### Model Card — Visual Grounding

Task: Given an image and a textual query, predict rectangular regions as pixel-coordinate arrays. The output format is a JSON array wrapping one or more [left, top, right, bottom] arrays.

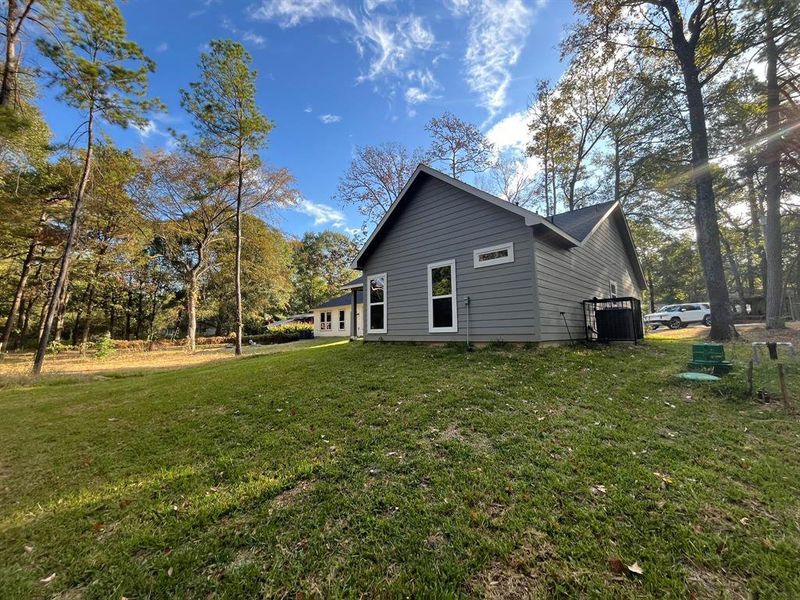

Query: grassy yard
[[1, 336, 799, 598]]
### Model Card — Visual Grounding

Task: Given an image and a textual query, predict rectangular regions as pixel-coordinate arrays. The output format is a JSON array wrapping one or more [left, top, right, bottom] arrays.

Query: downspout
[[464, 296, 471, 350]]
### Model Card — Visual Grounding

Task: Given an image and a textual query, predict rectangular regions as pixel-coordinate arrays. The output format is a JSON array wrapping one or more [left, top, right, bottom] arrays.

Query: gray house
[[345, 164, 645, 343]]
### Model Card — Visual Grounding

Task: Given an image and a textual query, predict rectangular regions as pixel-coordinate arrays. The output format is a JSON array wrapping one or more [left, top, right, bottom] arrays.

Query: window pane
[[370, 306, 384, 330], [479, 249, 508, 262], [432, 297, 453, 328], [370, 276, 385, 303], [431, 265, 452, 297]]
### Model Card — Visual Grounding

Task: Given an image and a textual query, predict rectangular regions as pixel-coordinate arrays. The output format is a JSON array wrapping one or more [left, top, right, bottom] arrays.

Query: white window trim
[[338, 309, 346, 330], [427, 259, 458, 333], [609, 280, 618, 299], [473, 242, 514, 268], [367, 273, 387, 334]]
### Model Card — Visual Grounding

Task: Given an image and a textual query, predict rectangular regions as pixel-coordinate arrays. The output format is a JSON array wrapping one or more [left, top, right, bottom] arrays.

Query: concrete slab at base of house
[[314, 164, 645, 344]]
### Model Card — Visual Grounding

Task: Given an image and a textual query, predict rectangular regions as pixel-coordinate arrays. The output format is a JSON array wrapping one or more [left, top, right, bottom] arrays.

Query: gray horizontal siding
[[534, 213, 641, 342], [361, 174, 538, 342]]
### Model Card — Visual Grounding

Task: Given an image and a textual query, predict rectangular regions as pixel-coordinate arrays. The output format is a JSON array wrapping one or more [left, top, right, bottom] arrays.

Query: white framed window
[[609, 280, 618, 299], [427, 259, 458, 333], [339, 310, 345, 330], [473, 242, 514, 268], [367, 273, 387, 334], [319, 311, 332, 330]]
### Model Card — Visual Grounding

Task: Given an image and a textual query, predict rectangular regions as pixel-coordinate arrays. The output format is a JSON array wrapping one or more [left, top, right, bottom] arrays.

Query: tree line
[[335, 0, 799, 341], [0, 0, 356, 373]]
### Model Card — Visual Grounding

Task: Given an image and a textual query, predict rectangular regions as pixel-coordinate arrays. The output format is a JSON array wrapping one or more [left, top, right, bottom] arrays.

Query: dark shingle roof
[[550, 200, 617, 242], [342, 276, 364, 288], [314, 290, 363, 309]]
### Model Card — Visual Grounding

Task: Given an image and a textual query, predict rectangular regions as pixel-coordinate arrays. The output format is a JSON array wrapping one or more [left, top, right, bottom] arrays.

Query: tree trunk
[[745, 161, 767, 292], [186, 271, 198, 352], [1, 0, 20, 108], [53, 282, 70, 343], [17, 297, 34, 350], [234, 150, 244, 356], [32, 105, 95, 374], [0, 226, 40, 352], [678, 57, 735, 340], [135, 284, 144, 339], [647, 271, 656, 313], [722, 234, 747, 310], [764, 12, 784, 329], [80, 283, 97, 348]]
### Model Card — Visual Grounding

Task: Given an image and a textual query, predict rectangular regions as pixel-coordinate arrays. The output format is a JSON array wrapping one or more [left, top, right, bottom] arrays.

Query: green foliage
[[94, 331, 114, 359], [289, 230, 358, 313], [179, 39, 272, 161], [202, 215, 295, 332]]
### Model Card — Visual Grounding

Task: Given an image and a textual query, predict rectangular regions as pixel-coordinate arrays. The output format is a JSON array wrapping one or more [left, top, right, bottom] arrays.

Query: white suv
[[644, 303, 711, 330]]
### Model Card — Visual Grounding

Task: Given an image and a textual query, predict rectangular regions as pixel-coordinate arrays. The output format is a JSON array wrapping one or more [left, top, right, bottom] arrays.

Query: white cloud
[[456, 0, 545, 116], [485, 110, 529, 152], [319, 113, 342, 124], [251, 1, 436, 84], [304, 106, 313, 113], [404, 87, 430, 104], [250, 0, 351, 27], [243, 31, 267, 47], [133, 120, 158, 138], [294, 198, 347, 227], [155, 42, 169, 53], [222, 18, 267, 48]]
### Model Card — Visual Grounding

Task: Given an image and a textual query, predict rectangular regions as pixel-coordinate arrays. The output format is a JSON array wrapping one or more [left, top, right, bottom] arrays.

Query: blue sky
[[36, 0, 577, 238]]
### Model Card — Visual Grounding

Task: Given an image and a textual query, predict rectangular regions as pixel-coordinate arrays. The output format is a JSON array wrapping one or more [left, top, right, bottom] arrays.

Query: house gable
[[359, 172, 539, 342]]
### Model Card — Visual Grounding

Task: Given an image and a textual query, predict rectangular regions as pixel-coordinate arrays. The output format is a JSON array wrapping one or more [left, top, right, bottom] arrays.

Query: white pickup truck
[[644, 303, 711, 330]]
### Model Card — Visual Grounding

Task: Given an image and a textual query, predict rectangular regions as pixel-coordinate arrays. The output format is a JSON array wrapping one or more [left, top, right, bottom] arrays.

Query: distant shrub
[[94, 332, 115, 360], [267, 323, 314, 336], [48, 340, 69, 355]]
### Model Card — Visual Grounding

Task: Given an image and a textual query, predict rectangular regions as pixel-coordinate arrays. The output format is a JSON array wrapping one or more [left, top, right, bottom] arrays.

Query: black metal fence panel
[[582, 297, 643, 343]]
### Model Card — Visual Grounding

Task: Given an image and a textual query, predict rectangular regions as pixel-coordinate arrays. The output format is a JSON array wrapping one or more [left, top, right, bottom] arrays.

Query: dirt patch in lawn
[[468, 530, 557, 599], [437, 424, 490, 451], [272, 479, 315, 509], [685, 564, 750, 599]]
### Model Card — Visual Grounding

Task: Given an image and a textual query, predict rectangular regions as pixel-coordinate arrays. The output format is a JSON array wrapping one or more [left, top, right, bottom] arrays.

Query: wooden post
[[747, 360, 754, 398], [350, 289, 357, 341], [778, 364, 793, 413]]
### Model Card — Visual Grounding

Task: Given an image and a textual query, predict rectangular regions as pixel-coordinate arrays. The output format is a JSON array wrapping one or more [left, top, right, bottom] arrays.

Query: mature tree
[[1, 0, 36, 109], [179, 39, 273, 356], [570, 0, 740, 340], [204, 215, 294, 333], [289, 231, 358, 313], [135, 151, 235, 352], [31, 0, 159, 373], [551, 55, 624, 211], [0, 159, 71, 352], [477, 155, 538, 209], [527, 80, 568, 216], [334, 142, 424, 235], [750, 0, 800, 328], [425, 111, 494, 179], [72, 145, 141, 348]]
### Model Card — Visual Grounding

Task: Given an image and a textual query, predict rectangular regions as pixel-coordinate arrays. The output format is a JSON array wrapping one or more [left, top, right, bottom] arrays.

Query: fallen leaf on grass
[[167, 566, 173, 577], [24, 545, 33, 553], [627, 562, 644, 575], [608, 558, 643, 576], [653, 471, 673, 485], [40, 573, 56, 584], [608, 557, 626, 574], [590, 484, 607, 495]]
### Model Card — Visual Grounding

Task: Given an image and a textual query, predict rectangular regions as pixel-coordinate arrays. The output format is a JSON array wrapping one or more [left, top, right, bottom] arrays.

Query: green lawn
[[1, 339, 798, 598]]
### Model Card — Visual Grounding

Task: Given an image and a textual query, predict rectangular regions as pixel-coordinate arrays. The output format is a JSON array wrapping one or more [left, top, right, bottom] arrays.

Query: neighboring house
[[312, 282, 363, 337], [346, 164, 645, 343]]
